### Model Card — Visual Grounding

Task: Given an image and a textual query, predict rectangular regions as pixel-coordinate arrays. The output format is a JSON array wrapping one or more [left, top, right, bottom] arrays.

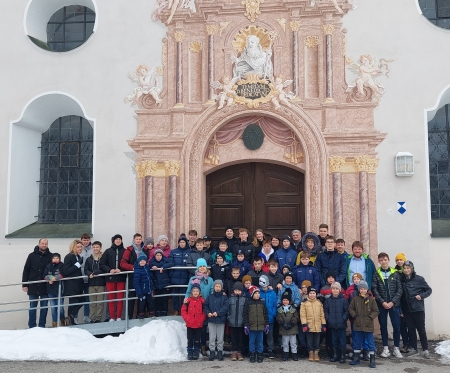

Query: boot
[[282, 351, 289, 361], [369, 353, 376, 368], [362, 349, 370, 361], [237, 352, 244, 361], [339, 348, 346, 364], [299, 347, 307, 359], [349, 351, 361, 365], [230, 352, 237, 361], [209, 350, 216, 361], [201, 345, 207, 356], [187, 349, 194, 360], [256, 353, 263, 363], [308, 351, 314, 362], [313, 350, 320, 362], [217, 350, 223, 361], [192, 348, 200, 360], [292, 352, 298, 361], [249, 352, 256, 363], [59, 319, 66, 327], [330, 347, 338, 362], [52, 322, 57, 328]]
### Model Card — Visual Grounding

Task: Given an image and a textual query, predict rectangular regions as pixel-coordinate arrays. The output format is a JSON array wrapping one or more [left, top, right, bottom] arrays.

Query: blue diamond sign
[[397, 202, 406, 214]]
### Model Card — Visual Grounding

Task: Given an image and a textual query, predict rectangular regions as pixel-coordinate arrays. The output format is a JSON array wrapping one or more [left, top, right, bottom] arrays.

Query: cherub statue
[[271, 76, 295, 109], [166, 0, 196, 25], [152, 0, 169, 22], [124, 65, 162, 107], [210, 76, 238, 110]]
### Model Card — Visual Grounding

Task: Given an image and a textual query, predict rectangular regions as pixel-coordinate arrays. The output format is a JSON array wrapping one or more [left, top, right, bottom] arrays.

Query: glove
[[264, 325, 269, 334], [284, 323, 292, 330], [244, 326, 250, 335], [74, 262, 81, 268], [321, 324, 327, 333], [302, 324, 309, 332]]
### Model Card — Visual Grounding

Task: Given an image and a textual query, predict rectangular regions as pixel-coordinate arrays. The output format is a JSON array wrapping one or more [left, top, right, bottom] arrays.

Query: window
[[46, 5, 96, 52], [419, 0, 450, 29], [38, 116, 93, 223]]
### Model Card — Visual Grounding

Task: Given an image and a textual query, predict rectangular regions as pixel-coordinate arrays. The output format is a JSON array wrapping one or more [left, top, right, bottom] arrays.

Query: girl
[[252, 229, 266, 255]]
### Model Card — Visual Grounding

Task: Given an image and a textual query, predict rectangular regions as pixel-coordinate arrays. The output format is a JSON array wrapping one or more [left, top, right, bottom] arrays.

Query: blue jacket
[[204, 290, 229, 324], [133, 262, 154, 298], [346, 253, 376, 289], [169, 246, 191, 285], [273, 248, 297, 271], [148, 256, 172, 290], [259, 287, 277, 323], [185, 275, 213, 300], [231, 259, 252, 278], [292, 264, 320, 290], [315, 250, 347, 288], [324, 293, 349, 329], [277, 282, 301, 308]]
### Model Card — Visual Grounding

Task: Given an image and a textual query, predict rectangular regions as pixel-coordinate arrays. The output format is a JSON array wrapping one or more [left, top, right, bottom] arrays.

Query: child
[[231, 250, 252, 278], [324, 282, 349, 363], [320, 271, 344, 299], [211, 241, 233, 263], [395, 252, 410, 352], [267, 259, 284, 293], [259, 240, 274, 263], [133, 253, 154, 319], [181, 280, 206, 360], [318, 223, 329, 247], [187, 239, 213, 276], [298, 280, 311, 357], [204, 279, 229, 361], [336, 239, 348, 260], [395, 252, 406, 273], [247, 256, 266, 285], [281, 264, 291, 276], [243, 286, 269, 363], [297, 232, 322, 265], [43, 253, 65, 327], [276, 290, 299, 361], [348, 280, 379, 368], [84, 241, 105, 323], [259, 275, 277, 359], [241, 274, 252, 298], [227, 267, 242, 295], [293, 252, 320, 290], [300, 286, 326, 362], [277, 272, 301, 309], [228, 282, 246, 361], [149, 248, 172, 316], [210, 252, 231, 284]]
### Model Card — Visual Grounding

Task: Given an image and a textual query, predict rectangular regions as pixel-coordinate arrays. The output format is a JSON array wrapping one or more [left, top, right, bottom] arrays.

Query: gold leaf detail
[[290, 20, 300, 32], [242, 0, 265, 23], [323, 24, 335, 35], [206, 24, 217, 35], [304, 36, 319, 48], [189, 41, 202, 53], [329, 156, 346, 173], [275, 18, 286, 33], [232, 25, 273, 53], [174, 30, 185, 42], [354, 155, 379, 173]]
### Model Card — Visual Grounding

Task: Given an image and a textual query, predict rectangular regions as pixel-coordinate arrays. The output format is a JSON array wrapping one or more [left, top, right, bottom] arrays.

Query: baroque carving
[[272, 76, 295, 110], [219, 22, 230, 37], [242, 0, 264, 23], [125, 65, 162, 108], [275, 18, 286, 33], [174, 30, 185, 42], [135, 162, 146, 179], [354, 155, 379, 173], [290, 21, 300, 32], [323, 24, 335, 35], [206, 24, 217, 35], [329, 156, 346, 173], [305, 36, 319, 48], [189, 41, 202, 53], [165, 160, 181, 176]]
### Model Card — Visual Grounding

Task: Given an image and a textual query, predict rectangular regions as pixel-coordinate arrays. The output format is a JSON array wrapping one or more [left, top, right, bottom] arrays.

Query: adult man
[[346, 241, 376, 289], [79, 233, 92, 323], [290, 229, 302, 253], [222, 226, 238, 255], [315, 236, 346, 288], [187, 229, 198, 251], [22, 238, 52, 328]]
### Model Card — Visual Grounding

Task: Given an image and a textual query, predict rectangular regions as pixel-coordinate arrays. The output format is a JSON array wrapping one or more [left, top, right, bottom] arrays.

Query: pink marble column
[[136, 177, 145, 234], [332, 172, 343, 239], [359, 171, 370, 250], [144, 176, 154, 238], [208, 33, 215, 101], [168, 175, 177, 249], [323, 25, 334, 101], [290, 21, 300, 96], [174, 31, 185, 105]]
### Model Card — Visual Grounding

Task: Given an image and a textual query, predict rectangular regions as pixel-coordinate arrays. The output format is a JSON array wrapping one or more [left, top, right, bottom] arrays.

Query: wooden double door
[[206, 162, 305, 242]]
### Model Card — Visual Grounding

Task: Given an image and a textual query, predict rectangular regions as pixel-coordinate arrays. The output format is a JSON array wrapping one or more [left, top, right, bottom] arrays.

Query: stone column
[[144, 160, 157, 238], [290, 21, 300, 97], [134, 162, 147, 234], [329, 156, 345, 239], [165, 160, 181, 249], [174, 30, 185, 107], [206, 24, 217, 102], [323, 24, 335, 102]]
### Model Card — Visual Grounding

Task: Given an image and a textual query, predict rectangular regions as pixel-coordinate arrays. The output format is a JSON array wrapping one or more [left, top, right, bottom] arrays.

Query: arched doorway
[[206, 162, 305, 241]]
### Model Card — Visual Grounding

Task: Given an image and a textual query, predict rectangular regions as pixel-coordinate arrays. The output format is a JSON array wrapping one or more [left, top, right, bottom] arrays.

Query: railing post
[[125, 275, 129, 330], [57, 281, 62, 327]]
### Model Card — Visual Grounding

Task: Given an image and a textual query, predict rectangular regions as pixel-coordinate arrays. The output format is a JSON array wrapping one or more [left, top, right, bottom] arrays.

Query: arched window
[[419, 0, 450, 29], [38, 115, 93, 223]]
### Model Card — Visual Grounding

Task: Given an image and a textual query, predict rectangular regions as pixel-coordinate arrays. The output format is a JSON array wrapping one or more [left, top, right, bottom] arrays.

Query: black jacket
[[63, 253, 84, 296], [100, 244, 126, 282], [401, 272, 432, 313], [186, 249, 212, 276], [149, 256, 172, 289], [84, 255, 106, 287], [324, 293, 349, 329], [233, 240, 255, 263], [210, 263, 230, 283], [22, 246, 52, 296], [372, 267, 403, 307], [204, 291, 229, 324], [227, 293, 246, 327], [43, 262, 64, 295]]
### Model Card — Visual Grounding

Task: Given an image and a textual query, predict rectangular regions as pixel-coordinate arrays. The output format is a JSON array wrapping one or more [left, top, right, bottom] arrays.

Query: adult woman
[[271, 235, 281, 251], [252, 229, 266, 256], [63, 240, 85, 325]]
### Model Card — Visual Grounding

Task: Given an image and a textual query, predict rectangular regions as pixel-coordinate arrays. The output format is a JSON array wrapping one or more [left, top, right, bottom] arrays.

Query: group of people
[[21, 225, 433, 367]]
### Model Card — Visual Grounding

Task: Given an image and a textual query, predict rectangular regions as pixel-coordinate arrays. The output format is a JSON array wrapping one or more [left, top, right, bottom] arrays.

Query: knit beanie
[[358, 280, 369, 290], [326, 270, 336, 281], [154, 249, 164, 257], [178, 236, 188, 245], [242, 274, 252, 284], [301, 280, 311, 288], [259, 275, 269, 287], [281, 235, 291, 242], [196, 258, 207, 270], [282, 264, 291, 271], [191, 279, 201, 292], [144, 237, 154, 246], [284, 271, 294, 280], [111, 234, 123, 243], [352, 272, 363, 280], [137, 253, 148, 263], [281, 288, 292, 302], [307, 286, 317, 295], [216, 252, 225, 260], [233, 282, 244, 291], [213, 279, 223, 289], [249, 285, 260, 298], [395, 252, 406, 262], [158, 235, 168, 243], [331, 282, 342, 291], [404, 260, 414, 272]]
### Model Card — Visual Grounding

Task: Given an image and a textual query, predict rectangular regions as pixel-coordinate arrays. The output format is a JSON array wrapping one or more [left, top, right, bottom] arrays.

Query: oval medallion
[[242, 124, 264, 150]]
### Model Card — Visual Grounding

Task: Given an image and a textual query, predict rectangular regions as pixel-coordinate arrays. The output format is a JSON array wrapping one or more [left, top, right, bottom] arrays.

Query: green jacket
[[348, 294, 379, 332], [243, 298, 268, 331], [346, 253, 376, 289]]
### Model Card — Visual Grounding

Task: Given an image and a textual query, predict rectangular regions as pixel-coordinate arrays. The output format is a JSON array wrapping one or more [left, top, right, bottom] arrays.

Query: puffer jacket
[[204, 291, 229, 324], [315, 250, 347, 287], [133, 262, 153, 298], [181, 296, 206, 328], [186, 250, 213, 276], [324, 293, 349, 329], [100, 244, 126, 282], [22, 246, 52, 296], [169, 246, 191, 285], [277, 282, 301, 308], [276, 305, 299, 335], [300, 298, 326, 332], [228, 293, 246, 327], [273, 248, 297, 270], [148, 245, 171, 261], [185, 275, 213, 300], [297, 232, 322, 264], [372, 267, 403, 307], [43, 262, 64, 295], [148, 256, 172, 289], [243, 298, 268, 331], [348, 294, 379, 332], [233, 240, 256, 263], [401, 272, 432, 313], [259, 287, 277, 323], [292, 263, 320, 290], [210, 262, 231, 283], [230, 259, 252, 278], [84, 255, 105, 287]]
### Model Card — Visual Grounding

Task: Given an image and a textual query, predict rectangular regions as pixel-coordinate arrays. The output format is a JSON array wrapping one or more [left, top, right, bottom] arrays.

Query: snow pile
[[0, 319, 187, 364], [436, 340, 450, 364]]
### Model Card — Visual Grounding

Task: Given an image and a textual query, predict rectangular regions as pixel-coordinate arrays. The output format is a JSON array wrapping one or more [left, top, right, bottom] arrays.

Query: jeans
[[351, 320, 368, 350], [249, 330, 264, 353], [331, 328, 346, 348], [48, 293, 65, 323], [353, 331, 375, 352], [208, 323, 225, 351], [298, 326, 307, 347], [403, 311, 428, 351], [378, 304, 401, 347], [230, 326, 245, 352], [28, 294, 48, 328], [306, 332, 321, 350]]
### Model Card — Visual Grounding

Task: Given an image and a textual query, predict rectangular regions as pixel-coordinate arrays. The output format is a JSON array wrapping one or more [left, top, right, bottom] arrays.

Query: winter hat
[[178, 236, 188, 245], [395, 252, 407, 262], [111, 234, 123, 243], [301, 280, 311, 288], [137, 253, 148, 263], [307, 286, 317, 295], [52, 253, 61, 260], [358, 280, 369, 290], [144, 237, 154, 246], [257, 252, 267, 262], [203, 235, 212, 241], [282, 264, 291, 271], [249, 285, 260, 298], [352, 272, 363, 280], [233, 282, 244, 291], [331, 282, 342, 291], [281, 289, 292, 302], [236, 249, 244, 256], [213, 279, 223, 289], [284, 271, 294, 280], [326, 270, 336, 281], [225, 226, 234, 231], [191, 279, 201, 292], [259, 275, 269, 287], [196, 258, 208, 270], [281, 235, 291, 242], [216, 252, 225, 260], [242, 275, 252, 284], [154, 249, 164, 257], [404, 260, 414, 271], [158, 235, 168, 243]]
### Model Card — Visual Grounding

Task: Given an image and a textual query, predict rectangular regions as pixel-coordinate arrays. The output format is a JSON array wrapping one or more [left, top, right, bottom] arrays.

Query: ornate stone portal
[[128, 0, 387, 258]]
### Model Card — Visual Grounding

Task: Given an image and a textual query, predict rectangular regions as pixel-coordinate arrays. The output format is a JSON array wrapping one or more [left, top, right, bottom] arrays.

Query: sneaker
[[422, 350, 430, 359], [393, 348, 403, 358], [380, 347, 390, 358], [83, 316, 91, 323], [109, 318, 115, 322], [268, 351, 275, 359], [72, 317, 78, 325], [408, 349, 419, 356], [116, 318, 122, 321]]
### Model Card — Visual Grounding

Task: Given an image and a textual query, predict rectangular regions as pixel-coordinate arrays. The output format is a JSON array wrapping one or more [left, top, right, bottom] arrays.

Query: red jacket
[[181, 296, 206, 328], [148, 245, 171, 261], [120, 246, 149, 271]]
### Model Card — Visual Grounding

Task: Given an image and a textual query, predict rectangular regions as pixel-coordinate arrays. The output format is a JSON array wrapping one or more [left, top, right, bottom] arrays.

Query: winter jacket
[[80, 243, 92, 284], [324, 293, 349, 329], [273, 248, 297, 271], [84, 255, 105, 287], [221, 236, 239, 255], [186, 250, 212, 276], [372, 267, 403, 307], [210, 262, 231, 283], [43, 262, 64, 295], [168, 246, 191, 285], [204, 291, 229, 324], [267, 271, 284, 293], [243, 298, 268, 331], [148, 245, 171, 261], [210, 249, 233, 263], [292, 264, 320, 290], [181, 296, 206, 328], [247, 268, 267, 286], [320, 284, 344, 300], [259, 287, 277, 323], [276, 305, 299, 335], [277, 282, 301, 308], [290, 240, 302, 253], [226, 277, 242, 295], [346, 254, 376, 289], [348, 294, 379, 332], [63, 253, 84, 296], [227, 293, 246, 327], [259, 248, 274, 263], [315, 250, 347, 287], [300, 297, 326, 333], [22, 246, 52, 296], [296, 232, 322, 265], [400, 272, 432, 313], [185, 275, 213, 300], [233, 240, 255, 263], [148, 256, 172, 290], [100, 244, 126, 283], [133, 262, 153, 298], [120, 244, 149, 289], [230, 259, 252, 278]]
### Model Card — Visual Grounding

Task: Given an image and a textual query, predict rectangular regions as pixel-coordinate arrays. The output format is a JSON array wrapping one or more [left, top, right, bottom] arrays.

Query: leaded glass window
[[419, 0, 450, 29]]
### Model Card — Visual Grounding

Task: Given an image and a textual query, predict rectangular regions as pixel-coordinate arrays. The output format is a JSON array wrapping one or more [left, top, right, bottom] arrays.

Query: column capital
[[323, 24, 335, 36], [290, 20, 301, 32], [165, 160, 181, 176], [205, 24, 217, 35], [174, 30, 185, 42], [144, 160, 158, 176], [134, 161, 146, 179], [354, 155, 379, 173], [328, 156, 346, 173]]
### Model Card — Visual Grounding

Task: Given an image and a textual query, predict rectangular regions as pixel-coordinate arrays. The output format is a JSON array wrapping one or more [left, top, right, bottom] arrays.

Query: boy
[[297, 232, 322, 265], [293, 252, 320, 291], [228, 282, 246, 361], [169, 236, 191, 315], [395, 252, 410, 352], [315, 236, 346, 288], [133, 252, 154, 319], [273, 235, 297, 270], [247, 256, 266, 285], [300, 286, 326, 362], [242, 274, 252, 298], [348, 280, 379, 368], [336, 239, 348, 259], [187, 229, 198, 250], [276, 290, 299, 361], [325, 282, 349, 363], [84, 241, 105, 323], [149, 248, 172, 316], [231, 250, 252, 278], [267, 259, 284, 292], [259, 240, 274, 263], [281, 264, 291, 276], [259, 275, 277, 359], [187, 238, 213, 276], [320, 270, 344, 299], [227, 267, 242, 295], [318, 223, 329, 247], [243, 286, 269, 363], [277, 271, 301, 308], [43, 253, 65, 327], [372, 252, 403, 358], [298, 280, 311, 358], [210, 252, 231, 284], [233, 228, 255, 263], [203, 235, 213, 254], [211, 241, 233, 263]]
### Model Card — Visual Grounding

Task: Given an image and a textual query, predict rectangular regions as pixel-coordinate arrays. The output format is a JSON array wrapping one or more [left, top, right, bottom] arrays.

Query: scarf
[[360, 292, 370, 304], [194, 272, 209, 283]]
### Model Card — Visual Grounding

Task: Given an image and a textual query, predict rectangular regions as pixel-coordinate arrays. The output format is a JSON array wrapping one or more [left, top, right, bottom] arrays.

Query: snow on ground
[[436, 340, 450, 364], [0, 319, 187, 364]]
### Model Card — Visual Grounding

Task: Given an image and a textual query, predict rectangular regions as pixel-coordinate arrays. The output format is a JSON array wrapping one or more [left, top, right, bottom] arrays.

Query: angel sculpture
[[166, 0, 196, 25], [210, 76, 238, 110], [272, 77, 295, 109], [124, 65, 162, 107]]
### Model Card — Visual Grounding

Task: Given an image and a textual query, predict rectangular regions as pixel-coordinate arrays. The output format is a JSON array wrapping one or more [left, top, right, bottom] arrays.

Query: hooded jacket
[[168, 242, 191, 285], [372, 267, 403, 307], [348, 294, 379, 332], [300, 297, 326, 332], [296, 232, 322, 265], [324, 293, 349, 329], [243, 297, 269, 331], [227, 292, 246, 327], [22, 246, 52, 296], [185, 274, 213, 300], [400, 271, 432, 313], [210, 262, 231, 283], [315, 249, 347, 287], [148, 244, 171, 261], [133, 260, 154, 298], [149, 256, 172, 289], [182, 295, 206, 328], [120, 243, 149, 289], [259, 287, 277, 323], [276, 304, 299, 335], [100, 243, 126, 283], [204, 290, 229, 324]]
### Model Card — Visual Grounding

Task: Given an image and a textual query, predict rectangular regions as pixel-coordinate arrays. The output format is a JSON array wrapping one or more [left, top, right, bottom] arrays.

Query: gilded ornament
[[219, 22, 230, 37], [189, 41, 202, 53], [232, 25, 273, 53], [162, 40, 167, 68], [174, 30, 185, 42], [304, 36, 319, 48], [134, 161, 146, 179], [242, 0, 265, 23], [354, 155, 379, 173], [275, 18, 286, 33], [206, 24, 217, 35], [165, 160, 181, 176], [156, 67, 163, 75], [144, 160, 158, 177], [231, 74, 277, 108], [323, 24, 335, 35], [289, 20, 300, 32], [328, 156, 346, 173]]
